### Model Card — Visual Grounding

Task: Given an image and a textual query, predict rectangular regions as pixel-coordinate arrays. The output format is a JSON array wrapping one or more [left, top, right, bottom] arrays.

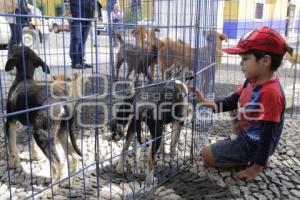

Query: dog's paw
[[31, 150, 43, 161], [70, 155, 79, 172], [170, 149, 177, 156], [59, 180, 71, 188], [157, 147, 165, 155], [9, 156, 20, 169], [116, 162, 125, 174], [59, 177, 76, 188], [145, 172, 157, 185], [132, 164, 142, 175], [52, 164, 63, 182]]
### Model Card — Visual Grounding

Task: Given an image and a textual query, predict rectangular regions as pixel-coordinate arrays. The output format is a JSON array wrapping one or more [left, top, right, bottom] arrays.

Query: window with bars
[[255, 3, 264, 19]]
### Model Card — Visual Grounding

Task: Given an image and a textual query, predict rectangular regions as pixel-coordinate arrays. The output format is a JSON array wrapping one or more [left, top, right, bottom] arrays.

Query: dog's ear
[[35, 57, 50, 74], [5, 58, 19, 71], [73, 72, 80, 79], [131, 28, 137, 36], [219, 33, 228, 42], [66, 76, 72, 82], [52, 75, 58, 80], [153, 28, 160, 32], [178, 39, 185, 44]]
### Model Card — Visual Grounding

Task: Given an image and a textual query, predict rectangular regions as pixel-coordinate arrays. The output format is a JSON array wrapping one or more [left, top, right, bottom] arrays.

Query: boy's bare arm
[[193, 88, 239, 112], [194, 89, 218, 109]]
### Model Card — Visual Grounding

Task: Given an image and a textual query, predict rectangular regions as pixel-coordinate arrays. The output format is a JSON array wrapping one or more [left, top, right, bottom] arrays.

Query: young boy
[[194, 26, 293, 181]]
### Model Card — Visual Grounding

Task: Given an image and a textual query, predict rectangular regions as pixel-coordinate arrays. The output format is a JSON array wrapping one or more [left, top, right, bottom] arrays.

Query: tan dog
[[178, 30, 228, 70], [132, 28, 189, 79], [52, 72, 86, 99], [131, 26, 150, 48], [210, 30, 228, 70], [133, 28, 228, 79]]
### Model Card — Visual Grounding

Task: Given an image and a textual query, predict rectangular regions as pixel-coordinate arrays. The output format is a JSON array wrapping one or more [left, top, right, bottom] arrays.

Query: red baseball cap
[[223, 26, 287, 56]]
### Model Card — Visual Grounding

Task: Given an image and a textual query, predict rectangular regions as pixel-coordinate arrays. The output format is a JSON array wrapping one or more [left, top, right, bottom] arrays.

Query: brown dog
[[131, 27, 160, 78], [133, 28, 228, 79], [114, 33, 157, 84], [178, 30, 228, 70], [207, 30, 228, 70]]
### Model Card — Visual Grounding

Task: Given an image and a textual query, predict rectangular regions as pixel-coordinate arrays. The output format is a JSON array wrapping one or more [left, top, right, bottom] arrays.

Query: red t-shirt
[[235, 77, 285, 142]]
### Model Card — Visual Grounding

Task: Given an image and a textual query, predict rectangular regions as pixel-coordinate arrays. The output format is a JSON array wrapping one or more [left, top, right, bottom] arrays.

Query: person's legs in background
[[80, 21, 91, 67], [7, 17, 24, 75], [69, 20, 85, 69], [7, 21, 23, 58]]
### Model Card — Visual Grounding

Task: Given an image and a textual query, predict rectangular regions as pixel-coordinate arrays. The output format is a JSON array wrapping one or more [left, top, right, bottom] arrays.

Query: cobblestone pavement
[[0, 114, 299, 199], [149, 115, 300, 200], [0, 66, 299, 199], [0, 121, 196, 199]]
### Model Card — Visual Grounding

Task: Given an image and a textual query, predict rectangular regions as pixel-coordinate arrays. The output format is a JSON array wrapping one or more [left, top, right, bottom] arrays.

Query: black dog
[[5, 45, 81, 186]]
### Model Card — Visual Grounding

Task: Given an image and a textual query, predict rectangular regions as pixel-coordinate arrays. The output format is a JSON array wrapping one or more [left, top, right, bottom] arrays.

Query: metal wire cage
[[0, 0, 219, 199]]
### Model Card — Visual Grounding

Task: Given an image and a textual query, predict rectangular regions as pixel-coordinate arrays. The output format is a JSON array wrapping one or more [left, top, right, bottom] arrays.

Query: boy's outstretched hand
[[189, 87, 218, 110], [189, 87, 205, 103], [235, 164, 263, 182]]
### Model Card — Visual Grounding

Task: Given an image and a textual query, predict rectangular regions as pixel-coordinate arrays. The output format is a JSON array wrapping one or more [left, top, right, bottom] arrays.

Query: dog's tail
[[61, 105, 82, 156], [115, 33, 124, 44], [66, 119, 82, 156]]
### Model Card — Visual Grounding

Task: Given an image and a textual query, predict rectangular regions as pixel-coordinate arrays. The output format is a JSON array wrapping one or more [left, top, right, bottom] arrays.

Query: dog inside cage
[[0, 0, 300, 199]]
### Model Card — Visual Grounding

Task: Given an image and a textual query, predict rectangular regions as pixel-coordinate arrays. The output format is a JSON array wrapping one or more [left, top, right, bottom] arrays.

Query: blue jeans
[[211, 135, 257, 164], [8, 20, 24, 58], [69, 20, 91, 66]]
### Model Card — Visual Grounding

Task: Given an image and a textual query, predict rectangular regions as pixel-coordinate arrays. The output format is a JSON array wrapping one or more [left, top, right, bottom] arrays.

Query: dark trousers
[[8, 21, 23, 58], [69, 20, 91, 66]]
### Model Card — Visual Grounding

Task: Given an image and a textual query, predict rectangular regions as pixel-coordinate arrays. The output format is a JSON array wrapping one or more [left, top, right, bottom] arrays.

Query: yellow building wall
[[34, 0, 61, 16], [100, 0, 107, 7], [120, 0, 153, 20], [35, 0, 108, 16], [33, 0, 152, 19], [223, 0, 239, 20], [142, 0, 152, 19], [264, 0, 289, 19], [224, 0, 289, 21], [222, 0, 290, 38], [237, 0, 256, 20]]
